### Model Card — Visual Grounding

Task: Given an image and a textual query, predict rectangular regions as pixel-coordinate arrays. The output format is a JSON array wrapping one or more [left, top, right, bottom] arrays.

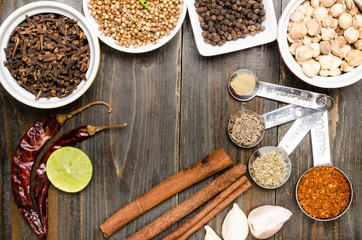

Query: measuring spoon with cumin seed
[[228, 104, 320, 148], [228, 69, 334, 111], [295, 111, 353, 221], [248, 108, 329, 189]]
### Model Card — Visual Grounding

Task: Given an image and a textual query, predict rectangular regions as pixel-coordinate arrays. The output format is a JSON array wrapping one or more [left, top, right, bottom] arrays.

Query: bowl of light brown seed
[[83, 0, 188, 53]]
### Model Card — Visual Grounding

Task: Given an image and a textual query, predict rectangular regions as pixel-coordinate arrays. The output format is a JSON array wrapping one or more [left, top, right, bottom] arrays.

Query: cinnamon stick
[[163, 176, 249, 240], [178, 180, 252, 240], [126, 164, 246, 240], [100, 148, 233, 238]]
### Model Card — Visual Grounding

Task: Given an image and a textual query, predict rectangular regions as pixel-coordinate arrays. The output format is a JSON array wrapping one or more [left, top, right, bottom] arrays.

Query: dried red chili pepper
[[11, 101, 112, 240], [33, 124, 127, 235]]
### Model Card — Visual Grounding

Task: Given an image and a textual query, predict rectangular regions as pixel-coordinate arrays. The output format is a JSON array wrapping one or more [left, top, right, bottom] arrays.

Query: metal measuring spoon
[[228, 105, 320, 148], [248, 110, 326, 189], [228, 69, 333, 111], [295, 112, 353, 221]]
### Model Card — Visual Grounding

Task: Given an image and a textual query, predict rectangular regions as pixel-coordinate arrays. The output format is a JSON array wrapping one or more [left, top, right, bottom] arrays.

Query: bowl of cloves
[[0, 1, 100, 109], [277, 0, 362, 88]]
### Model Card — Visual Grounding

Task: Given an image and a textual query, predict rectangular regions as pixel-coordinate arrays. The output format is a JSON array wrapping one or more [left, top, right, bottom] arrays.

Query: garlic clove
[[344, 27, 359, 43], [353, 14, 362, 29], [323, 16, 339, 29], [222, 203, 249, 240], [321, 28, 337, 41], [321, 0, 336, 8], [339, 13, 353, 29], [314, 6, 329, 22], [329, 55, 342, 70], [328, 68, 342, 76], [303, 36, 312, 45], [290, 11, 305, 22], [302, 59, 321, 77], [345, 0, 355, 11], [311, 42, 321, 57], [319, 55, 334, 69], [354, 40, 362, 50], [289, 42, 303, 55], [311, 0, 320, 8], [290, 22, 308, 39], [320, 69, 330, 76], [296, 45, 314, 61], [307, 19, 322, 35], [346, 50, 362, 66], [320, 40, 332, 54], [296, 5, 307, 16], [247, 205, 292, 240], [341, 60, 355, 72], [330, 3, 345, 18], [204, 226, 222, 240], [348, 5, 359, 16]]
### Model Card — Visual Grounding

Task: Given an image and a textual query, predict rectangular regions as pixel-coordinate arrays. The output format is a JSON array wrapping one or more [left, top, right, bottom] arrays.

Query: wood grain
[[0, 0, 361, 239]]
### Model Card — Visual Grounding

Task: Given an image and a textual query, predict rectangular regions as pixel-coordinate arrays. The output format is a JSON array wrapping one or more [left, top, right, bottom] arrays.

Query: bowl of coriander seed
[[83, 0, 188, 53]]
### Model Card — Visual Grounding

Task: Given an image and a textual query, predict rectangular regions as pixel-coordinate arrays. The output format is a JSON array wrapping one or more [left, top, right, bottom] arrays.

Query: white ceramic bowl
[[188, 0, 278, 56], [278, 0, 362, 88], [0, 1, 100, 109], [82, 0, 188, 53]]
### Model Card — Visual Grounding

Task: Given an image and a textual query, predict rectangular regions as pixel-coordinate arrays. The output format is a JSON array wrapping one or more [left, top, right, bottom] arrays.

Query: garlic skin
[[302, 59, 321, 77], [346, 50, 362, 66], [204, 226, 222, 240], [296, 45, 314, 61], [344, 27, 359, 43], [247, 205, 292, 240], [222, 203, 249, 240], [330, 3, 345, 17], [339, 13, 353, 29]]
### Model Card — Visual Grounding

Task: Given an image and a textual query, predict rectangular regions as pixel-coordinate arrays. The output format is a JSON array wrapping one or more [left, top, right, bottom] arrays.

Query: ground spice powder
[[230, 73, 256, 96], [297, 166, 351, 219]]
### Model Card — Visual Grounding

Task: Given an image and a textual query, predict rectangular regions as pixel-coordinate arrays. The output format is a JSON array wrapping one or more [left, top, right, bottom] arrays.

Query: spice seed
[[228, 111, 264, 147], [250, 151, 288, 187]]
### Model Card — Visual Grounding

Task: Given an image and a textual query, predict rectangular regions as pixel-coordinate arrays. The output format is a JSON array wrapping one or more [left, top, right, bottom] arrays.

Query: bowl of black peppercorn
[[188, 0, 278, 56]]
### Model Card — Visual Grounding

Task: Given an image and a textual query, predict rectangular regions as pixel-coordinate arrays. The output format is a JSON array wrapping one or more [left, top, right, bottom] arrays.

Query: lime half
[[46, 146, 93, 193]]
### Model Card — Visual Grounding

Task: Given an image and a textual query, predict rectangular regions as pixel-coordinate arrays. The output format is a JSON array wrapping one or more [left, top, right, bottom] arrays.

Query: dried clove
[[3, 14, 90, 100]]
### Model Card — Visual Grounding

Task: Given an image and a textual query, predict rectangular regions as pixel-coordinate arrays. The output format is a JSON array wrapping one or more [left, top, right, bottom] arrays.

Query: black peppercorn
[[195, 0, 266, 46]]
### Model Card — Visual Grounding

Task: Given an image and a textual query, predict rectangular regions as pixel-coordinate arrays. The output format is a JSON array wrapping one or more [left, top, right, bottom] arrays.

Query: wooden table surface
[[1, 0, 361, 239]]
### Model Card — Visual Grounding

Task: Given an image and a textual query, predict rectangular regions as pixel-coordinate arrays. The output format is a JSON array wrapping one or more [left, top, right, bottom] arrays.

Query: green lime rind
[[46, 146, 93, 193]]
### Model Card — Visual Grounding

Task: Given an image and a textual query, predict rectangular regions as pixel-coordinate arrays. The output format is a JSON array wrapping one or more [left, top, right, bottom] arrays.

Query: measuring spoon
[[228, 104, 320, 148], [228, 69, 333, 111], [295, 112, 353, 221], [248, 110, 325, 189]]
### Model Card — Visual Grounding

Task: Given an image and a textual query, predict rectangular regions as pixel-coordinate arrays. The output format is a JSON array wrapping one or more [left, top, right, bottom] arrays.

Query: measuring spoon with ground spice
[[296, 112, 353, 221], [228, 105, 319, 148], [248, 100, 332, 189], [228, 69, 333, 111]]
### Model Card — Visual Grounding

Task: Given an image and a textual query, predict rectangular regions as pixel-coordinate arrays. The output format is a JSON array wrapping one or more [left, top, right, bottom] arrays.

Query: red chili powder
[[297, 166, 351, 219]]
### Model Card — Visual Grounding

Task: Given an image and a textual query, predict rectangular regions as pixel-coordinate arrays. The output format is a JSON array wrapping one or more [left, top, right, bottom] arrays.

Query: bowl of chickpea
[[83, 0, 187, 53]]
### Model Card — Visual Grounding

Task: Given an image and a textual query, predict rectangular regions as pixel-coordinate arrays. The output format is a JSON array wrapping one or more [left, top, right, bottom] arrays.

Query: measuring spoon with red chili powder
[[296, 111, 353, 221], [11, 101, 111, 239], [33, 123, 127, 235]]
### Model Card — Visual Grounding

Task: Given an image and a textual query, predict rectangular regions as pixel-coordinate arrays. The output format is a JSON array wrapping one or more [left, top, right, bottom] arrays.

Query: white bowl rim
[[82, 0, 188, 53], [0, 1, 100, 109], [277, 0, 362, 88]]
